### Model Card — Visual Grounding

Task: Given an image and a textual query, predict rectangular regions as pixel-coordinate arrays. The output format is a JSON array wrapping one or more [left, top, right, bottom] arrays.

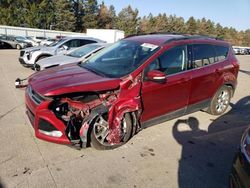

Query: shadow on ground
[[173, 96, 250, 188], [0, 178, 5, 188]]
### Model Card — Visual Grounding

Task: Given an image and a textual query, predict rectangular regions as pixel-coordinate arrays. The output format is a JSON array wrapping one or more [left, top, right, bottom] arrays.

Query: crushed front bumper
[[25, 87, 71, 145]]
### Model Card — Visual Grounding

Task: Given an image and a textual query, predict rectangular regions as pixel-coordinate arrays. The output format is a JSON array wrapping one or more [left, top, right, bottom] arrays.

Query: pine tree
[[171, 16, 185, 33], [108, 5, 117, 29], [116, 5, 139, 35], [243, 30, 250, 46], [186, 16, 197, 34], [0, 0, 26, 27], [82, 0, 99, 31], [72, 0, 84, 32], [215, 23, 224, 39], [97, 2, 112, 29], [54, 0, 76, 31]]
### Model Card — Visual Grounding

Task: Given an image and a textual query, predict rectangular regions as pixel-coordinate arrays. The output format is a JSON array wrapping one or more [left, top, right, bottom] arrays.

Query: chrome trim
[[27, 85, 44, 105]]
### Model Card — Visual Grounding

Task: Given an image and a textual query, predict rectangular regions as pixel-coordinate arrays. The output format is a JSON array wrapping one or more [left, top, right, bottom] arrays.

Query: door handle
[[177, 77, 190, 83]]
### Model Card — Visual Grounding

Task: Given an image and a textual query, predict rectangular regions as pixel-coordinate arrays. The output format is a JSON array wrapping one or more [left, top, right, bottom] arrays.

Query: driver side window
[[146, 45, 188, 75]]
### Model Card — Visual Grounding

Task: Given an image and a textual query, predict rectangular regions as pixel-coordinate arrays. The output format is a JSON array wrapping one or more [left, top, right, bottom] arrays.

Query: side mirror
[[62, 45, 69, 50], [146, 70, 166, 83]]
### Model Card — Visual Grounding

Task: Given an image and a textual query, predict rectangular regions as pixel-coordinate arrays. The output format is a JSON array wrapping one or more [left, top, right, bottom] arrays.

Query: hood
[[37, 55, 79, 68], [29, 63, 121, 96]]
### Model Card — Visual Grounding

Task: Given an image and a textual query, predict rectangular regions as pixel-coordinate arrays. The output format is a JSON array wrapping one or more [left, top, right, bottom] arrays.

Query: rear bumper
[[25, 88, 71, 145]]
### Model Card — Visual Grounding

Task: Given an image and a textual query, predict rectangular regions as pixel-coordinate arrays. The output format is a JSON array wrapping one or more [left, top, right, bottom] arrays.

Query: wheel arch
[[35, 53, 52, 63]]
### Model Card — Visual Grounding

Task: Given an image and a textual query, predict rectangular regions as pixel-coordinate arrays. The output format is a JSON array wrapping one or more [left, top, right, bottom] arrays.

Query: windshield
[[81, 40, 159, 78], [68, 44, 101, 58], [16, 36, 26, 40], [48, 38, 66, 47]]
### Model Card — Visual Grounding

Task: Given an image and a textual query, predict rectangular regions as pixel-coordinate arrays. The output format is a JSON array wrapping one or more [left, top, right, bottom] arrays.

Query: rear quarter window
[[80, 39, 97, 46], [214, 45, 229, 61]]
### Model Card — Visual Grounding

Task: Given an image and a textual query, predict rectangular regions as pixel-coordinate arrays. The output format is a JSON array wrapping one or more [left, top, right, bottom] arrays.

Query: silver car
[[19, 36, 105, 67], [34, 43, 110, 71], [0, 35, 31, 49]]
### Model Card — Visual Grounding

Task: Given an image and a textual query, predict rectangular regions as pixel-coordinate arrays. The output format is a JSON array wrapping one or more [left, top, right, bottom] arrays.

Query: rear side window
[[64, 39, 81, 48], [192, 44, 216, 68], [214, 45, 229, 61]]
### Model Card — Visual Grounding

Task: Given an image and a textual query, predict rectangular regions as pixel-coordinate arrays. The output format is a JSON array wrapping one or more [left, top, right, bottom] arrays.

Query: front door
[[141, 45, 192, 123]]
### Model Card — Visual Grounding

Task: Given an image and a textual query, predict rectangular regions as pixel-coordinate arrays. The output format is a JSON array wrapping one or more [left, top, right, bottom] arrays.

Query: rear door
[[188, 44, 222, 107]]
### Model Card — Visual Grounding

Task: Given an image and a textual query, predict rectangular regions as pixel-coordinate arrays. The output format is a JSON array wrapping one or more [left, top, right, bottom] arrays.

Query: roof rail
[[125, 32, 224, 42]]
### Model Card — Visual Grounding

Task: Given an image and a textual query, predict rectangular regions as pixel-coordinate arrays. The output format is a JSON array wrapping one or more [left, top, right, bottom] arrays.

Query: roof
[[65, 36, 105, 43], [124, 33, 226, 46]]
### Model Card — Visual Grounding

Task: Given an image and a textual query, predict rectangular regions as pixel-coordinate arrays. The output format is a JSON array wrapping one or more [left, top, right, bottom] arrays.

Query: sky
[[99, 0, 250, 31]]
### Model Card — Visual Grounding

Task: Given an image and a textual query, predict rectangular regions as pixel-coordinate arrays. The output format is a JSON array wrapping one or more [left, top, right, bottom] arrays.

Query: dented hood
[[29, 63, 121, 96]]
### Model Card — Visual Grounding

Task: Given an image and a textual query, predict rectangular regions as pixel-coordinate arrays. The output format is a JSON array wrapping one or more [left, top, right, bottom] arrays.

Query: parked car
[[24, 34, 239, 150], [240, 48, 248, 55], [15, 36, 38, 47], [0, 35, 31, 49], [0, 39, 10, 49], [39, 38, 57, 46], [230, 127, 250, 188], [34, 43, 110, 71], [29, 36, 48, 44], [233, 47, 240, 55], [19, 36, 105, 67]]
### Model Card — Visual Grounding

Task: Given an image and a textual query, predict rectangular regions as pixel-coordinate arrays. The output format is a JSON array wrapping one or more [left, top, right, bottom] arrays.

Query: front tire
[[90, 113, 132, 150], [208, 85, 232, 115]]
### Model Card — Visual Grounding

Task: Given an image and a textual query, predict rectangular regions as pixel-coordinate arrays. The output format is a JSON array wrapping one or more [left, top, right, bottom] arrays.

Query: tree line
[[0, 0, 249, 46]]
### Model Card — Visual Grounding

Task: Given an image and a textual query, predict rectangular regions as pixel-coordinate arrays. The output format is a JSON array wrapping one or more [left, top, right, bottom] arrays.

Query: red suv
[[25, 34, 239, 149]]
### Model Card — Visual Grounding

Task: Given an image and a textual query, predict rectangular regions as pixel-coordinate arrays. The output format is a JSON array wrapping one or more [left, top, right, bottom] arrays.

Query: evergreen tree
[[54, 0, 76, 31], [171, 16, 185, 33], [108, 5, 117, 29], [116, 5, 139, 35], [243, 30, 250, 46], [97, 2, 112, 29], [72, 0, 84, 32], [82, 0, 98, 31], [0, 0, 26, 26], [186, 16, 198, 34], [215, 23, 224, 39]]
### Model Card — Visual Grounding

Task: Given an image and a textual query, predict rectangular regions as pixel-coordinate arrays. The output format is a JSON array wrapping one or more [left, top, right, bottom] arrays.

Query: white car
[[40, 38, 56, 46], [35, 43, 110, 71], [19, 36, 104, 68], [29, 36, 48, 44]]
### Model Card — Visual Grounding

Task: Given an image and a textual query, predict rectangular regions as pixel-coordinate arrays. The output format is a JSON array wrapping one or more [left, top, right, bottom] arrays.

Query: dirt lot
[[0, 50, 249, 188]]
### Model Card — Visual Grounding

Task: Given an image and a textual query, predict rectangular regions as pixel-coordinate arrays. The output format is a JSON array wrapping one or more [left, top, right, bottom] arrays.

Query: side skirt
[[141, 99, 211, 129]]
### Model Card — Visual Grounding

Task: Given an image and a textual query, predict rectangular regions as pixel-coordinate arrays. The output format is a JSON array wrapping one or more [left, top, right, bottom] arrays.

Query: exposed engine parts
[[48, 91, 140, 149]]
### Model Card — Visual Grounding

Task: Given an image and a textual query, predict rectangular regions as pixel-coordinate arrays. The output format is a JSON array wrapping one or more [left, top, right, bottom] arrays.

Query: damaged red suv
[[25, 34, 239, 149]]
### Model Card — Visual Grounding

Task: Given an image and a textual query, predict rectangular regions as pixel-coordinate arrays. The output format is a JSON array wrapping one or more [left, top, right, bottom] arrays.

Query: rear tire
[[208, 85, 232, 115], [90, 113, 132, 150], [16, 44, 21, 50]]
